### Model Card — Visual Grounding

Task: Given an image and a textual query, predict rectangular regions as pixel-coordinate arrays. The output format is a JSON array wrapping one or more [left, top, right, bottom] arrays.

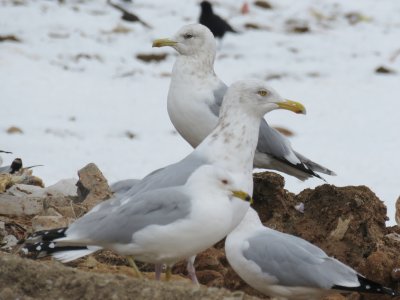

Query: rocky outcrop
[[1, 167, 400, 299]]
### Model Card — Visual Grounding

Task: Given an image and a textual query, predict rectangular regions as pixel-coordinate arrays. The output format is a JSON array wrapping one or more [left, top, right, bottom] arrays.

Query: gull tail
[[24, 227, 68, 243], [333, 275, 400, 296], [21, 227, 100, 262], [294, 151, 337, 177]]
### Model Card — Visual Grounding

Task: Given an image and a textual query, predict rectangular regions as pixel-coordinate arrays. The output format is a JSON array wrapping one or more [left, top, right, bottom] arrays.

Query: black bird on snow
[[199, 1, 237, 39]]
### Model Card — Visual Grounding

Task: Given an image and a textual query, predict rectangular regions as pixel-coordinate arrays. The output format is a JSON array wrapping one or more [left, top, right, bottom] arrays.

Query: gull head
[[222, 79, 306, 117], [187, 165, 252, 203], [152, 24, 216, 56]]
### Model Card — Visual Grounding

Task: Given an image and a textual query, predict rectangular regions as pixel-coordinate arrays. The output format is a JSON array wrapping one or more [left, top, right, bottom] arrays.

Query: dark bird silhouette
[[199, 1, 237, 39], [107, 0, 151, 28]]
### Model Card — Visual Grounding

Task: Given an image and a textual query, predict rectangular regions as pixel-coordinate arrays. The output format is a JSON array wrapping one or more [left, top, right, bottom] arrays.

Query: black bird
[[199, 1, 237, 39]]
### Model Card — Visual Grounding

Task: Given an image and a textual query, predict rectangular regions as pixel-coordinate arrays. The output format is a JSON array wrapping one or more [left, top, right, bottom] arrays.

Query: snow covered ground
[[1, 0, 399, 223]]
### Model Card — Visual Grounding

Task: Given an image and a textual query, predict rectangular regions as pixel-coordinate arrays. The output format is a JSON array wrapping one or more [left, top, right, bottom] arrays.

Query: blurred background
[[0, 0, 399, 222]]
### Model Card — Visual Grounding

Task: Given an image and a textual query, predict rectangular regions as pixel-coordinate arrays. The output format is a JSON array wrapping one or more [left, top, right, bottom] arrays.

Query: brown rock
[[0, 252, 261, 300], [395, 196, 400, 226], [31, 216, 73, 232], [254, 1, 272, 9], [6, 126, 23, 134], [172, 172, 399, 299], [136, 53, 168, 63], [375, 66, 396, 74], [76, 163, 112, 210]]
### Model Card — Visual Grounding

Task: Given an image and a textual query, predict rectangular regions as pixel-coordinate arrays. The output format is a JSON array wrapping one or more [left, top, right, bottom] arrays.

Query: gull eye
[[221, 179, 228, 185], [183, 33, 194, 39], [257, 90, 269, 97]]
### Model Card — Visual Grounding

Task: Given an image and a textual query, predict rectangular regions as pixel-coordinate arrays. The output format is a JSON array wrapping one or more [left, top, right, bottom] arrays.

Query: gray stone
[[0, 195, 43, 216], [7, 184, 46, 197], [1, 235, 18, 249], [31, 215, 73, 232], [45, 178, 78, 197], [76, 163, 112, 209]]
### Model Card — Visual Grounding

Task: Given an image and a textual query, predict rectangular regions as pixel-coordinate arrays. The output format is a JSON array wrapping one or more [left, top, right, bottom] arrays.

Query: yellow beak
[[152, 38, 178, 48], [232, 190, 253, 205], [277, 99, 306, 115]]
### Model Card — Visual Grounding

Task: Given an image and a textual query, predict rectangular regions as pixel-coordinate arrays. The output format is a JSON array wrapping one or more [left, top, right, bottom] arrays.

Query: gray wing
[[243, 229, 358, 289], [66, 186, 192, 244], [110, 179, 141, 196], [0, 165, 11, 174], [258, 120, 335, 180], [207, 81, 228, 116], [205, 82, 334, 180], [257, 120, 322, 180], [293, 150, 336, 176], [88, 152, 208, 213]]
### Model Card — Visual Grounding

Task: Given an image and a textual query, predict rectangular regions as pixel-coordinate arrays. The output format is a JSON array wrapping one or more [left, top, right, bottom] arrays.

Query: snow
[[1, 0, 399, 223]]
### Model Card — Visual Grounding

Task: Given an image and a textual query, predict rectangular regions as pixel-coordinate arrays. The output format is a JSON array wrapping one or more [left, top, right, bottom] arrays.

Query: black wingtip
[[25, 227, 68, 243], [21, 241, 88, 259], [333, 275, 400, 297]]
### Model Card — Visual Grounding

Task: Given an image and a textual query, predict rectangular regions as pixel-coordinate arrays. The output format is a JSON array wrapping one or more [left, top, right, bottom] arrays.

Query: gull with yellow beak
[[23, 164, 253, 281], [152, 24, 335, 181], [25, 79, 305, 283]]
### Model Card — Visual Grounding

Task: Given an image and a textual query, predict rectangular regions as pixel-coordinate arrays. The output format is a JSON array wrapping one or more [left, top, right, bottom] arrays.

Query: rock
[[125, 130, 136, 139], [395, 196, 400, 226], [1, 172, 45, 193], [0, 221, 6, 239], [0, 35, 21, 42], [6, 126, 23, 134], [1, 234, 18, 250], [391, 268, 400, 281], [244, 23, 261, 30], [286, 19, 310, 33], [0, 195, 44, 216], [0, 174, 13, 192], [173, 172, 399, 299], [136, 53, 168, 63], [375, 66, 396, 74], [254, 1, 272, 9], [45, 179, 78, 197], [7, 184, 46, 197], [31, 216, 73, 232], [0, 252, 260, 300], [76, 163, 112, 209]]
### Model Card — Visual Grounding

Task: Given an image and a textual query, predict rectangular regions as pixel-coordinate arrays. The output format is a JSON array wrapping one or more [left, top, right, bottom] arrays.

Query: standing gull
[[23, 165, 252, 280], [25, 80, 305, 282], [152, 24, 335, 181], [225, 208, 399, 299]]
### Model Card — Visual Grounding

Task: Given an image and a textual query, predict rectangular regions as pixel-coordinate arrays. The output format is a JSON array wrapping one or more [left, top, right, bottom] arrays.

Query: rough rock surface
[[76, 163, 112, 209], [1, 169, 400, 299], [0, 252, 259, 300], [173, 172, 400, 299]]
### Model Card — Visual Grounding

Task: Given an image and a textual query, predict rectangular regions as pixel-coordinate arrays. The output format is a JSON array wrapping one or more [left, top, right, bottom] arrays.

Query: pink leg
[[187, 256, 199, 285]]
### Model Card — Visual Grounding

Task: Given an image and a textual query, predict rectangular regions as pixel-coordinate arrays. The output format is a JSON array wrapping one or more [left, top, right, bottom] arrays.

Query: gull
[[25, 79, 305, 282], [152, 24, 335, 181], [225, 208, 399, 300], [0, 150, 12, 169], [23, 165, 252, 280]]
